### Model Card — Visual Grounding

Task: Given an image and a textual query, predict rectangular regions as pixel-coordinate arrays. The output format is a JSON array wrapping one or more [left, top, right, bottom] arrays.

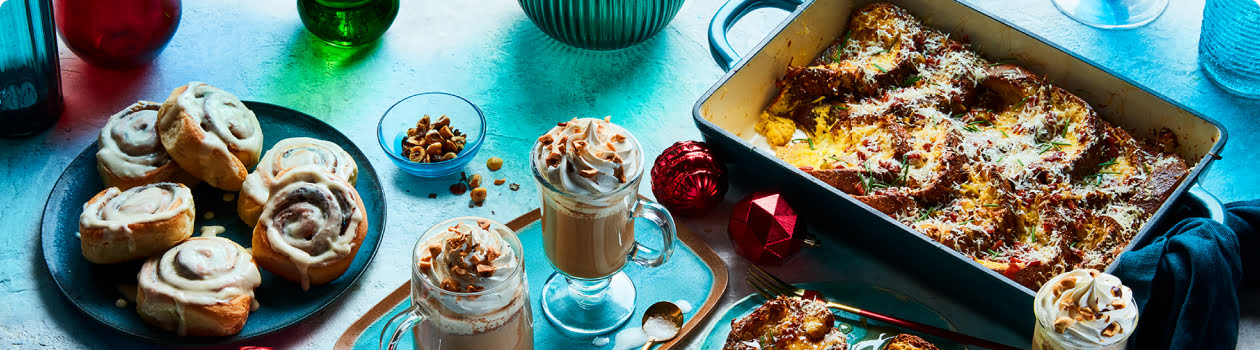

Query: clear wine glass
[[1052, 0, 1170, 29]]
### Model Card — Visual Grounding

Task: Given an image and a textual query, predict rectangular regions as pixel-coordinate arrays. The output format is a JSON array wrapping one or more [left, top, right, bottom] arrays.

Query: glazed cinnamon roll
[[238, 137, 358, 227], [156, 82, 263, 191], [252, 166, 367, 290], [136, 237, 262, 337], [96, 101, 199, 190], [79, 182, 195, 264]]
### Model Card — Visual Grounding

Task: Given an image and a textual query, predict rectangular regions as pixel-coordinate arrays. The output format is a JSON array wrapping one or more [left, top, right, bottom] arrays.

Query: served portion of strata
[[724, 296, 848, 350], [755, 3, 1188, 289]]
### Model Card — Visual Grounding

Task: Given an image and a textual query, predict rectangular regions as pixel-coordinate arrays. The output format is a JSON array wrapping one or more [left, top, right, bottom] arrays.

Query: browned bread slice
[[724, 296, 848, 350], [882, 334, 940, 350]]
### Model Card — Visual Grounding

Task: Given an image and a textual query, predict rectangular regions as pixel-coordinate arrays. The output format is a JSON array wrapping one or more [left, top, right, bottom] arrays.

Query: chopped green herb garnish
[[964, 126, 980, 132], [916, 204, 941, 222], [835, 104, 850, 110], [1098, 171, 1121, 175], [791, 138, 815, 150], [987, 249, 1000, 258], [902, 75, 922, 87], [1000, 130, 1010, 138], [968, 120, 992, 126], [983, 204, 1000, 207], [873, 63, 887, 73], [829, 155, 842, 163], [1143, 163, 1151, 174], [1098, 158, 1118, 167], [897, 155, 910, 185], [1018, 159, 1025, 167], [1050, 141, 1072, 146]]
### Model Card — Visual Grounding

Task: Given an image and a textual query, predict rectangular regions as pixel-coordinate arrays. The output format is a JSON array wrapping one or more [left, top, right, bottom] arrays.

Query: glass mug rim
[[527, 124, 646, 201], [409, 216, 525, 297]]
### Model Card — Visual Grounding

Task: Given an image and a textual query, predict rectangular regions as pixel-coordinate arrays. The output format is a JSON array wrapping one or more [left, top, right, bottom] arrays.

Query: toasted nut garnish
[[434, 115, 451, 129], [611, 134, 627, 143], [425, 143, 443, 155], [470, 187, 487, 204], [603, 152, 623, 164], [1101, 322, 1122, 337], [442, 152, 457, 161], [538, 134, 554, 145], [417, 260, 433, 271], [486, 157, 504, 171], [416, 115, 431, 131], [424, 129, 443, 145], [494, 178, 506, 186], [440, 278, 459, 291], [476, 264, 496, 277], [477, 218, 492, 229], [578, 169, 599, 179], [407, 149, 427, 162], [440, 140, 454, 153], [603, 116, 611, 122], [427, 242, 443, 257], [1053, 316, 1074, 334], [546, 152, 562, 167], [465, 285, 484, 293], [1110, 299, 1125, 310], [1053, 276, 1077, 297], [438, 125, 454, 139], [572, 139, 588, 152], [614, 165, 626, 183], [449, 183, 467, 195], [469, 174, 482, 188]]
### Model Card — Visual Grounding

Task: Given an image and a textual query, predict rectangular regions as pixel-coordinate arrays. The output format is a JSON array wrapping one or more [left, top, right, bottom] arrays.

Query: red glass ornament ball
[[728, 192, 803, 265], [650, 141, 727, 216]]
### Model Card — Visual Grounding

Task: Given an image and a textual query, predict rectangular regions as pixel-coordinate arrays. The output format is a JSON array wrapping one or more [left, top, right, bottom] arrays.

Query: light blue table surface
[[1, 0, 1257, 348]]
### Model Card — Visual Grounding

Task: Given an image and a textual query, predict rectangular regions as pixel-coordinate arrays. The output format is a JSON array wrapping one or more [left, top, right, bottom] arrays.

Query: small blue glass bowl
[[377, 92, 486, 178]]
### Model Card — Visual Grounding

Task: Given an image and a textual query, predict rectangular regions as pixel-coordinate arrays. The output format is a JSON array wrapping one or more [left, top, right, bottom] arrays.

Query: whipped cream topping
[[138, 237, 261, 336], [416, 219, 521, 315], [97, 101, 172, 179], [258, 166, 364, 290], [241, 137, 357, 213], [81, 183, 194, 238], [1035, 269, 1138, 346], [533, 117, 640, 195]]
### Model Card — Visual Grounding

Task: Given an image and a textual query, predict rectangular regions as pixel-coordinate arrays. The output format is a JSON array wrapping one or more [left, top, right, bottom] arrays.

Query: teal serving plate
[[40, 101, 386, 345], [701, 282, 962, 350]]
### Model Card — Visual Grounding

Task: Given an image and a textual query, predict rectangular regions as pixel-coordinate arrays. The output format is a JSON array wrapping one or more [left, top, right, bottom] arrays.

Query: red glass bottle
[[54, 0, 181, 69]]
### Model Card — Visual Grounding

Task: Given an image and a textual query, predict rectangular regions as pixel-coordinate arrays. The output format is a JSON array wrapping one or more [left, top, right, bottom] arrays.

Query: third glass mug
[[529, 126, 676, 335]]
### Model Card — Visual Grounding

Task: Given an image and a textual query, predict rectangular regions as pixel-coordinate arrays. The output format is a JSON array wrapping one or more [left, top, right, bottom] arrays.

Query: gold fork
[[746, 265, 1020, 350]]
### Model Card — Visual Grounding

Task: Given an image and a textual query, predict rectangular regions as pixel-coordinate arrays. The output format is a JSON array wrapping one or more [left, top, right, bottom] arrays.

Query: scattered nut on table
[[486, 157, 504, 171], [494, 178, 506, 186], [469, 174, 482, 188], [470, 187, 487, 205]]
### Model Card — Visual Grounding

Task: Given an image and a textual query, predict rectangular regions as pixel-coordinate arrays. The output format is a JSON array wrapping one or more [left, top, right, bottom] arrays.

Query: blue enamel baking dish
[[693, 0, 1227, 331]]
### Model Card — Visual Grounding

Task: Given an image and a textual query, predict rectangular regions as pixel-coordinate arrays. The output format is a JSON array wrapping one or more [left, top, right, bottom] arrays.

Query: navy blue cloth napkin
[[1113, 200, 1260, 350]]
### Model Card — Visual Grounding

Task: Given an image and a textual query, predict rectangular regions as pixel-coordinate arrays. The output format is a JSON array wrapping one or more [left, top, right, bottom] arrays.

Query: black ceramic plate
[[40, 101, 386, 344]]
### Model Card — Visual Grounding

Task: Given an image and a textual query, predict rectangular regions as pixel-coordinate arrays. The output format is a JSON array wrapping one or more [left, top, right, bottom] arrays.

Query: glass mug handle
[[378, 306, 426, 350], [629, 199, 676, 268]]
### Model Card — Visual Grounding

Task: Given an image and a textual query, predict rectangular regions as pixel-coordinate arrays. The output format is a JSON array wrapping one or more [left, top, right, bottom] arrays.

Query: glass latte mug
[[379, 217, 533, 350], [529, 118, 676, 335]]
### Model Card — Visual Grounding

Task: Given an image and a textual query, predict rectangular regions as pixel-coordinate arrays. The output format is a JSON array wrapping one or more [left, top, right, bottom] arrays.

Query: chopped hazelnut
[[470, 187, 487, 204], [476, 264, 496, 277], [477, 218, 492, 230], [438, 125, 454, 139], [424, 129, 443, 145], [611, 134, 627, 143], [416, 115, 431, 131], [407, 150, 427, 162], [427, 242, 442, 257], [486, 157, 504, 171], [465, 285, 484, 293], [1053, 316, 1074, 333], [442, 152, 456, 161], [426, 143, 443, 155], [538, 134, 554, 145], [469, 174, 482, 188], [1110, 299, 1125, 310], [578, 169, 599, 179], [494, 178, 506, 186], [614, 166, 626, 183], [417, 260, 432, 271], [442, 140, 457, 153], [440, 278, 458, 291], [1101, 322, 1122, 338], [546, 152, 562, 167], [573, 139, 588, 152], [449, 183, 468, 195], [434, 115, 451, 129]]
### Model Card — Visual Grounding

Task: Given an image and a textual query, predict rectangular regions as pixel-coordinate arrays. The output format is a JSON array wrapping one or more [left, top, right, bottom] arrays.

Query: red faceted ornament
[[651, 141, 728, 216], [728, 192, 803, 265]]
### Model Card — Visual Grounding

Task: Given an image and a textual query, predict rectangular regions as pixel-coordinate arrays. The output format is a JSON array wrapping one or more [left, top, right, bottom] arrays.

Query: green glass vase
[[518, 0, 685, 51], [298, 0, 399, 47]]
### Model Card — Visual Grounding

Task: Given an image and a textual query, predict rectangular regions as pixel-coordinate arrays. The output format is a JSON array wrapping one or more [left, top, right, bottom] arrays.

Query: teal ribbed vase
[[518, 0, 685, 51]]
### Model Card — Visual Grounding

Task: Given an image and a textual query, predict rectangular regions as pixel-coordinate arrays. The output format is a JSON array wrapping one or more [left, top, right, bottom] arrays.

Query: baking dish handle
[[1188, 182, 1226, 224], [708, 0, 804, 71]]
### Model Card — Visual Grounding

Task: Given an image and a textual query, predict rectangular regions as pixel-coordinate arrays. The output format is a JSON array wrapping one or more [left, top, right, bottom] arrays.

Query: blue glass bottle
[[0, 0, 62, 137], [1200, 0, 1260, 99]]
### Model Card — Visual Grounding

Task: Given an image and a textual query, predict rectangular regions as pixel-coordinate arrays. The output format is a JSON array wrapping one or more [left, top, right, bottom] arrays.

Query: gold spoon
[[639, 301, 684, 350]]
